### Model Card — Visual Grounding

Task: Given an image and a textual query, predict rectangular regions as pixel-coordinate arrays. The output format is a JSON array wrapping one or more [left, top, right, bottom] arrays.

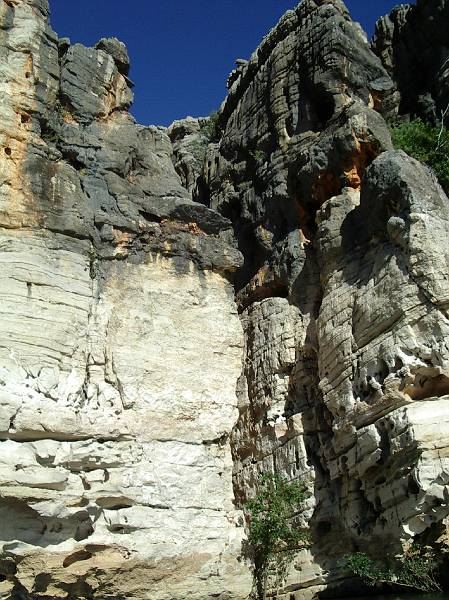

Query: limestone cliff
[[197, 1, 449, 596], [372, 0, 449, 122], [0, 1, 250, 598], [1, 0, 449, 599]]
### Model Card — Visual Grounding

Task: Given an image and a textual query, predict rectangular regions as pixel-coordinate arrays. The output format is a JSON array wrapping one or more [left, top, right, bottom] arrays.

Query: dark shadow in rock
[[0, 498, 93, 549]]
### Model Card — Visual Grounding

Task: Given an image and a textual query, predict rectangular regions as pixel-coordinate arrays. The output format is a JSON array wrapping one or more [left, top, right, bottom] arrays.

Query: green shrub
[[186, 138, 208, 168], [391, 118, 449, 193], [251, 149, 268, 163], [343, 552, 392, 586], [343, 545, 441, 593], [246, 472, 309, 599], [200, 111, 221, 142], [397, 544, 441, 592]]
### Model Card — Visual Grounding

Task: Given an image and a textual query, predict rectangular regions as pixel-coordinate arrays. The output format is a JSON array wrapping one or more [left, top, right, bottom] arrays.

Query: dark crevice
[[62, 550, 92, 569], [137, 210, 164, 223], [237, 280, 289, 313]]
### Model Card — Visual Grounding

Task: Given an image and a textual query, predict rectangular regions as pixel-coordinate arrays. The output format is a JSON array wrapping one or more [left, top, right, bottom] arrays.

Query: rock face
[[201, 0, 449, 597], [372, 0, 449, 122], [0, 1, 250, 598], [1, 0, 449, 599]]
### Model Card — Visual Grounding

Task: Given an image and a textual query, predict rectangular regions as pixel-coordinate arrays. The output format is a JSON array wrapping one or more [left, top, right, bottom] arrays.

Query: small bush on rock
[[200, 111, 221, 142], [343, 544, 442, 593], [391, 117, 449, 193], [250, 149, 268, 164], [245, 472, 309, 600]]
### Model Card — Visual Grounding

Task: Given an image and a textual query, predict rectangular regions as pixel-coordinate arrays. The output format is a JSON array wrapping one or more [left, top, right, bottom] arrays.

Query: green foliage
[[391, 118, 449, 193], [343, 552, 391, 585], [246, 473, 309, 599], [246, 473, 308, 553], [250, 149, 268, 164], [186, 138, 208, 168], [200, 111, 221, 142], [396, 544, 441, 592], [343, 545, 442, 593]]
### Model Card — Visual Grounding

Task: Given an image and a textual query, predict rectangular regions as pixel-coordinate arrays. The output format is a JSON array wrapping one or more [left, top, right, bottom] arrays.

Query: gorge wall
[[0, 0, 449, 599], [0, 1, 250, 598]]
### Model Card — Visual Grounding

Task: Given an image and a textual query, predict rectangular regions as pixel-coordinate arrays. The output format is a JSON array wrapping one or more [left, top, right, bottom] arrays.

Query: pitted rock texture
[[2, 0, 449, 599], [196, 0, 449, 598], [202, 0, 396, 310], [372, 0, 449, 122], [0, 0, 250, 598]]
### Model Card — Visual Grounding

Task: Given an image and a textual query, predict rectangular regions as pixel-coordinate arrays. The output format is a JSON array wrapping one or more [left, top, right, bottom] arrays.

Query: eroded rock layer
[[372, 0, 449, 122], [199, 0, 449, 597], [1, 0, 449, 599], [0, 0, 250, 598]]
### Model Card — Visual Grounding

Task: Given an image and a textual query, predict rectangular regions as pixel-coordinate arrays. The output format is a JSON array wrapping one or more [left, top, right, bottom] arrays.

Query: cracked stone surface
[[372, 0, 449, 122], [0, 0, 250, 598], [198, 0, 449, 598], [1, 0, 449, 599]]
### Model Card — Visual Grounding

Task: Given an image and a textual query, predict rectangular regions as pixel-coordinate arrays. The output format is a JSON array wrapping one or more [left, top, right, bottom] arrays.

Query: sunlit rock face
[[198, 0, 449, 597], [1, 0, 449, 599], [0, 1, 250, 598]]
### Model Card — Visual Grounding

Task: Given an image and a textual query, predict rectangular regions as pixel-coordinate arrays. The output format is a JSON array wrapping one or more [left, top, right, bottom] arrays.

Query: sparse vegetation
[[57, 101, 74, 123], [251, 149, 268, 164], [41, 99, 75, 145], [41, 127, 58, 145], [200, 111, 221, 142], [186, 138, 208, 167], [87, 246, 99, 279], [343, 545, 442, 593], [391, 112, 449, 194], [245, 472, 309, 600]]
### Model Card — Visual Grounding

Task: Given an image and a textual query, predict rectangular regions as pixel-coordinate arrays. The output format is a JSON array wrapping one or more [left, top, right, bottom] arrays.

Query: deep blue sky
[[49, 0, 404, 127]]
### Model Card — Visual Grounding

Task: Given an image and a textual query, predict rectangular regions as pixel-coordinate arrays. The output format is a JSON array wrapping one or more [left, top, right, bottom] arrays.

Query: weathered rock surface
[[1, 0, 449, 599], [372, 0, 449, 122], [0, 0, 250, 598], [197, 0, 449, 597]]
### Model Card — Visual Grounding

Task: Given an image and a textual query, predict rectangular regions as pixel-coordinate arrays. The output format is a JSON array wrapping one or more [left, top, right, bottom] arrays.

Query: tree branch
[[436, 102, 449, 152]]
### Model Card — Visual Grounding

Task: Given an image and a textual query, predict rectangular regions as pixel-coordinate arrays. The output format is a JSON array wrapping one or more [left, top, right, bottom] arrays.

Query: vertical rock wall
[[199, 0, 449, 597], [372, 0, 449, 121], [1, 0, 449, 598], [0, 1, 251, 598]]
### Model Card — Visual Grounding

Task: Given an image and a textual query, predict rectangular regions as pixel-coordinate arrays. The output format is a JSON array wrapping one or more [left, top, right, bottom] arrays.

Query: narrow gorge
[[0, 0, 449, 599]]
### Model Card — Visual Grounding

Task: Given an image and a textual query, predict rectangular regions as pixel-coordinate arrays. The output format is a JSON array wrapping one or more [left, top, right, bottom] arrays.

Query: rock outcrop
[[372, 0, 449, 122], [201, 0, 449, 597], [0, 1, 250, 598], [1, 0, 449, 599]]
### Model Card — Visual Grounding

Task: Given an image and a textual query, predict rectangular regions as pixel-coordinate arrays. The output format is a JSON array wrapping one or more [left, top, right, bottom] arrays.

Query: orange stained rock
[[343, 142, 379, 191], [160, 219, 206, 236], [311, 171, 341, 204]]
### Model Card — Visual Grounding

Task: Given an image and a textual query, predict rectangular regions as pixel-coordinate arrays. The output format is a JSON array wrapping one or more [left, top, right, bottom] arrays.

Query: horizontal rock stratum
[[0, 0, 449, 599]]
